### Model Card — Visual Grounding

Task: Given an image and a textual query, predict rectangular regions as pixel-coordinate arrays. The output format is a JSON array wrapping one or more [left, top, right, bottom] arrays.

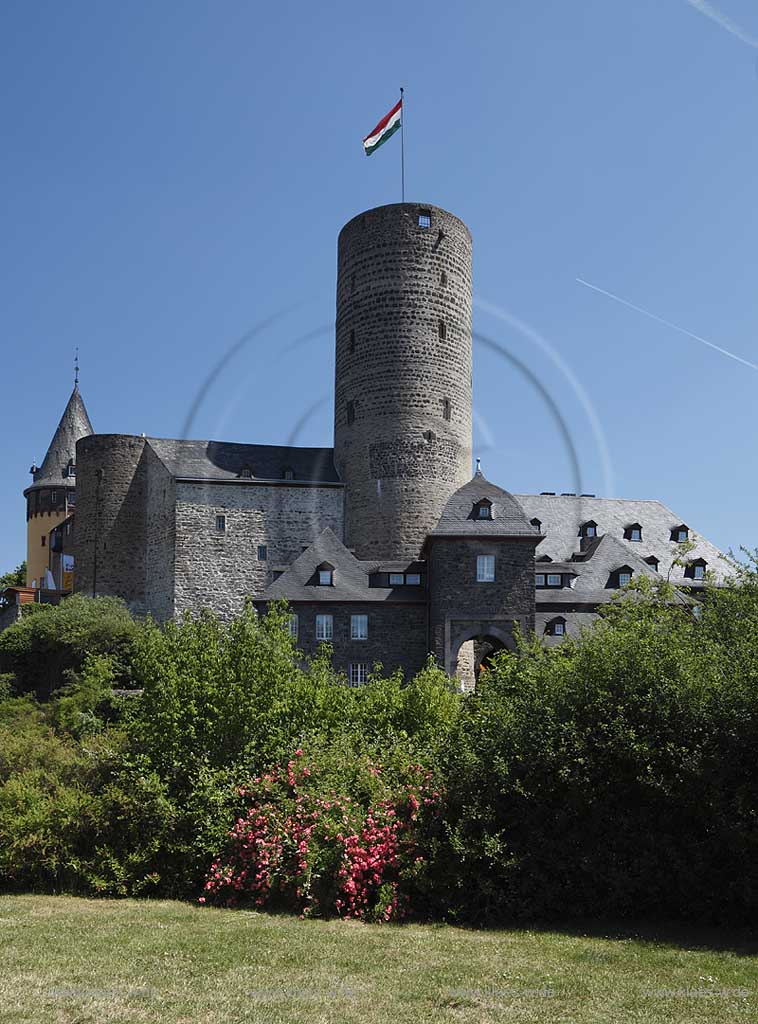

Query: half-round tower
[[334, 203, 473, 560]]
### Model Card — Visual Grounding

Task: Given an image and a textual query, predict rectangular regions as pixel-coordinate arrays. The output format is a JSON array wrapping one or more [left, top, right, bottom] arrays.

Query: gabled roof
[[260, 529, 424, 604], [429, 471, 542, 539], [146, 438, 340, 484], [26, 386, 93, 492], [514, 493, 732, 588]]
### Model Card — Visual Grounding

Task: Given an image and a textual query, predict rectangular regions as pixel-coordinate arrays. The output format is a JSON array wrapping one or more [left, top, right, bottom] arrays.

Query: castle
[[14, 203, 730, 688]]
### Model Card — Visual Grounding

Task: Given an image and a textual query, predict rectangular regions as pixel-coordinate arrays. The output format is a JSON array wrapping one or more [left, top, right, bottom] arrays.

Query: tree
[[0, 562, 26, 592]]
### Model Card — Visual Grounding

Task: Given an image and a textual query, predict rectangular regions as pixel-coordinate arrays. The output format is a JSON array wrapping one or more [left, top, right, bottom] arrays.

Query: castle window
[[318, 568, 333, 586], [671, 525, 689, 543], [685, 559, 707, 581], [579, 520, 597, 539], [51, 490, 57, 504], [546, 617, 566, 637], [418, 210, 432, 228], [238, 466, 253, 479], [405, 573, 421, 585], [67, 491, 76, 508], [440, 270, 448, 287], [316, 614, 333, 640], [351, 614, 368, 640], [624, 523, 642, 542], [287, 614, 299, 639], [66, 461, 75, 478], [475, 499, 493, 520], [257, 545, 268, 561], [530, 517, 542, 531], [346, 400, 355, 425], [442, 398, 451, 421], [41, 535, 46, 547], [389, 573, 405, 586], [476, 554, 495, 582], [215, 515, 227, 533], [349, 662, 368, 687], [609, 566, 633, 588], [283, 467, 295, 480], [438, 320, 447, 341], [644, 555, 659, 572], [547, 573, 562, 587]]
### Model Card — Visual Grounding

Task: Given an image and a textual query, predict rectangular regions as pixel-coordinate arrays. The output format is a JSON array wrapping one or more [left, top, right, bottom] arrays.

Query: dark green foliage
[[0, 562, 26, 595], [0, 594, 139, 697], [433, 574, 758, 927]]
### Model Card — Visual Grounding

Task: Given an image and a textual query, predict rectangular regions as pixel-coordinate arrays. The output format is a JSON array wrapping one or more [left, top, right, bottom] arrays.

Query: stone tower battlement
[[334, 203, 473, 560]]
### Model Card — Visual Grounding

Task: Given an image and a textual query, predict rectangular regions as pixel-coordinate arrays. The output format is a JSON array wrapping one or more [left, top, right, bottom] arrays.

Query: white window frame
[[215, 515, 227, 533], [693, 564, 706, 580], [476, 554, 495, 582], [351, 614, 368, 640], [553, 621, 565, 636], [547, 574, 562, 587], [287, 614, 299, 638], [315, 614, 333, 641], [388, 573, 405, 586], [618, 571, 632, 587], [535, 574, 546, 587], [318, 569, 333, 586], [348, 662, 368, 687]]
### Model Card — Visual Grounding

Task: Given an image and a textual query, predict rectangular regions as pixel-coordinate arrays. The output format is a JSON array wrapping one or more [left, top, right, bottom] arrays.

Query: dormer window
[[685, 559, 707, 581], [530, 517, 542, 531], [283, 467, 295, 481], [238, 466, 254, 479], [671, 525, 689, 543], [624, 523, 642, 542], [546, 617, 566, 637], [66, 460, 76, 478], [473, 498, 493, 521], [579, 520, 598, 539], [609, 565, 633, 588], [318, 569, 333, 586], [644, 556, 659, 572]]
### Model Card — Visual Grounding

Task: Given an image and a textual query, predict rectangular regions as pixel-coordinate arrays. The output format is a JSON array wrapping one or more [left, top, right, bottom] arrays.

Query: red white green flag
[[362, 98, 402, 156]]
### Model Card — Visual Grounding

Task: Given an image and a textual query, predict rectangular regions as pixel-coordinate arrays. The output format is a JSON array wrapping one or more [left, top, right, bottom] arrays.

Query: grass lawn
[[0, 896, 756, 1023]]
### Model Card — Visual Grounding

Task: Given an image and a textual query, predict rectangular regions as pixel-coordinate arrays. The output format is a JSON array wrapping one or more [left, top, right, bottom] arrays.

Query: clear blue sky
[[2, 0, 756, 572]]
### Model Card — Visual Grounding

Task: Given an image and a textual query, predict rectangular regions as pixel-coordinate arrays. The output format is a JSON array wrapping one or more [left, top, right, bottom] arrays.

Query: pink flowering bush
[[200, 751, 441, 921]]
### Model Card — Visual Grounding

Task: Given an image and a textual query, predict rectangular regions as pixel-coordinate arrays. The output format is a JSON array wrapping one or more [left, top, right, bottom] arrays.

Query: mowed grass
[[0, 896, 756, 1024]]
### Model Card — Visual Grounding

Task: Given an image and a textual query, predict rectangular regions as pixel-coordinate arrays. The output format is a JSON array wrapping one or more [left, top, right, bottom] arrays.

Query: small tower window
[[438, 320, 447, 341], [257, 545, 268, 561], [442, 398, 451, 421], [418, 210, 432, 228], [215, 515, 227, 533], [346, 400, 355, 425], [624, 523, 642, 542], [66, 460, 76, 478], [51, 490, 57, 504], [440, 270, 448, 287], [579, 520, 598, 539], [41, 535, 46, 547]]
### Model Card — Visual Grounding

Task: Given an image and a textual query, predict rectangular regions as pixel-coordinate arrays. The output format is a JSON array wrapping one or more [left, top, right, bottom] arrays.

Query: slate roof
[[429, 471, 542, 539], [26, 386, 93, 492], [514, 493, 733, 590], [260, 529, 424, 604], [146, 438, 340, 484]]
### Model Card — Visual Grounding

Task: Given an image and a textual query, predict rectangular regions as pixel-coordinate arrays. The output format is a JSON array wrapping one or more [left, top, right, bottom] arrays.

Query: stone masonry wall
[[257, 600, 429, 680], [334, 203, 473, 560], [173, 481, 344, 619], [428, 537, 537, 675]]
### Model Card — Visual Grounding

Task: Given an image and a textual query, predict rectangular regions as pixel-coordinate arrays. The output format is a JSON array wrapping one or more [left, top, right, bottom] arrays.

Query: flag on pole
[[362, 98, 403, 156]]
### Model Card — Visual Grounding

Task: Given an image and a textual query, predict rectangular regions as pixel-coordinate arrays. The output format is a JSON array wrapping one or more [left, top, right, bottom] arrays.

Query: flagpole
[[400, 87, 405, 202]]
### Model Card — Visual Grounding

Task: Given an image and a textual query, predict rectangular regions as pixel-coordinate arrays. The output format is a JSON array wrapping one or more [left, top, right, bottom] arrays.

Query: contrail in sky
[[576, 277, 758, 370], [684, 0, 758, 49]]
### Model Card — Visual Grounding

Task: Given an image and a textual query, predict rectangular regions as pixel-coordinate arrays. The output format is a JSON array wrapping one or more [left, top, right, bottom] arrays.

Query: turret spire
[[74, 347, 79, 389]]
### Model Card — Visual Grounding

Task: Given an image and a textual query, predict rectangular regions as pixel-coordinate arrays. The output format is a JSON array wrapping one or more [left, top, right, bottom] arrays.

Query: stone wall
[[256, 600, 429, 680], [428, 537, 537, 675], [334, 203, 473, 560], [173, 481, 345, 619]]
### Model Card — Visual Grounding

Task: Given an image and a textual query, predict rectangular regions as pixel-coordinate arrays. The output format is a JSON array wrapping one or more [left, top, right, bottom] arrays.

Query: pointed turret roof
[[26, 384, 93, 493]]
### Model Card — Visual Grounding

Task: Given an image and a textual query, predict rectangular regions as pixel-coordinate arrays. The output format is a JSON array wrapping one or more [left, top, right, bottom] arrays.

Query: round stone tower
[[334, 203, 473, 560]]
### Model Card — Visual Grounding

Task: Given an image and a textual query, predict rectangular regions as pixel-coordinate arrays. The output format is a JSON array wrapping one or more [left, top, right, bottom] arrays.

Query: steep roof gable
[[27, 386, 93, 492]]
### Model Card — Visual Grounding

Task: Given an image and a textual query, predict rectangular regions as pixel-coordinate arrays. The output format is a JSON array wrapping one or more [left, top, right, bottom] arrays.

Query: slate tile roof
[[26, 386, 93, 492], [146, 438, 340, 484], [429, 471, 542, 539], [260, 528, 424, 604]]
